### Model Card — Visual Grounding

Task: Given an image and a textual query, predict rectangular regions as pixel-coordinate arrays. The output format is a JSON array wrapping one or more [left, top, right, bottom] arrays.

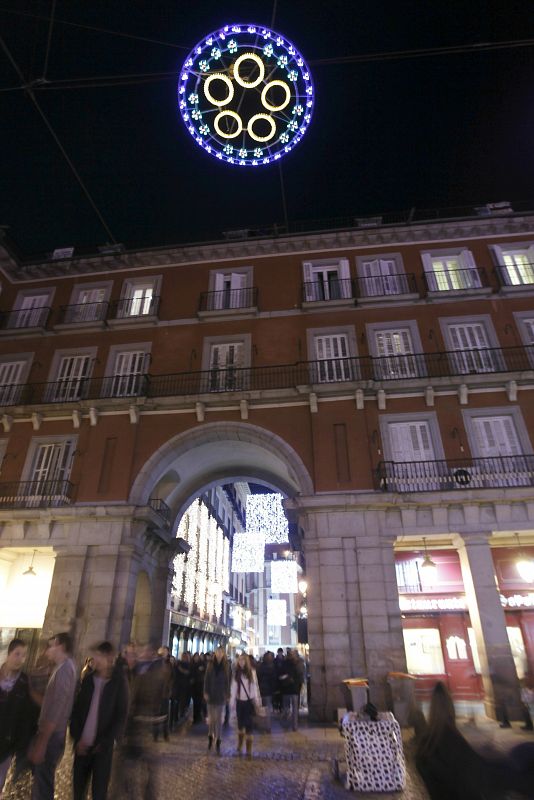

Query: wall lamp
[[420, 537, 438, 583], [515, 532, 534, 583]]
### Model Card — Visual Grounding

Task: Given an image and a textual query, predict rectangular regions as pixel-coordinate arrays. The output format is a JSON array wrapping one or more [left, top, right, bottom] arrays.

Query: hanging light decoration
[[271, 559, 298, 593], [222, 537, 230, 592], [23, 549, 38, 577], [246, 493, 289, 543], [515, 533, 534, 583], [420, 537, 438, 583], [231, 531, 265, 573], [267, 598, 287, 626]]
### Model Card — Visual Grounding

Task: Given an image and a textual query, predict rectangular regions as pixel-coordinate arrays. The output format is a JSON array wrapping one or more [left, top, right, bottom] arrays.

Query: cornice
[[2, 213, 534, 283]]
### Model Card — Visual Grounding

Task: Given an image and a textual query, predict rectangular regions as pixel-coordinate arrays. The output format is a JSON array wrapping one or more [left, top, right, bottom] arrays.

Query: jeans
[[207, 704, 224, 740], [73, 746, 114, 800], [32, 731, 65, 800], [283, 694, 300, 731]]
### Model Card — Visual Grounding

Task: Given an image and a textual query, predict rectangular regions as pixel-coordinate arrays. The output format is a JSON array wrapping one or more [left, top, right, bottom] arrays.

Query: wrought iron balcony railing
[[148, 497, 172, 526], [302, 278, 354, 303], [0, 306, 51, 330], [0, 479, 74, 508], [1, 344, 532, 408], [376, 455, 534, 493], [495, 263, 534, 287], [354, 272, 418, 298], [57, 301, 108, 325], [198, 286, 258, 312], [109, 295, 160, 320], [423, 267, 488, 293]]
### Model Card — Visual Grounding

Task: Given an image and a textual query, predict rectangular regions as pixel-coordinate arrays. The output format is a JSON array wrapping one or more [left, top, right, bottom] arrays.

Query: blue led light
[[178, 23, 314, 167]]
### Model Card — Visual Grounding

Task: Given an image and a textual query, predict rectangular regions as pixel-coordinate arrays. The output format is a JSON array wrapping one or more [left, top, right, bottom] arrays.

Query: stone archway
[[131, 569, 152, 644]]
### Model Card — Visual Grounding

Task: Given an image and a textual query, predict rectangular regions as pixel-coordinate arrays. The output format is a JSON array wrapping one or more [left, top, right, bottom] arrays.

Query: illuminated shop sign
[[399, 596, 467, 612], [500, 593, 534, 609], [178, 23, 314, 166]]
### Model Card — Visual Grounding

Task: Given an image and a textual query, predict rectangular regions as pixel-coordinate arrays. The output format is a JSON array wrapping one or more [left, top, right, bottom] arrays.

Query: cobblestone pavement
[[5, 713, 532, 800]]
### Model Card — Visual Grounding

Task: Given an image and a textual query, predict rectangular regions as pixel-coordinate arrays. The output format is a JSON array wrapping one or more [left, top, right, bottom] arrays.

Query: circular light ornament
[[178, 23, 314, 166]]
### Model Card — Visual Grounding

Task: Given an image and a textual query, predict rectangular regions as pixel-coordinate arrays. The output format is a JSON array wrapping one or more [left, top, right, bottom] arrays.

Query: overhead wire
[[0, 32, 118, 244], [41, 0, 56, 81]]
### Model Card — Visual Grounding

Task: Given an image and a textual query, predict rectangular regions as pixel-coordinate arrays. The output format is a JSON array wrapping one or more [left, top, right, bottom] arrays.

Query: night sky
[[1, 0, 534, 256]]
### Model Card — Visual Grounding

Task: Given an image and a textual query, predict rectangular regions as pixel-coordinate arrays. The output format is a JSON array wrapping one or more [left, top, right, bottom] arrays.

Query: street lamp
[[298, 579, 308, 595], [420, 538, 438, 583], [515, 533, 534, 583], [23, 549, 37, 577]]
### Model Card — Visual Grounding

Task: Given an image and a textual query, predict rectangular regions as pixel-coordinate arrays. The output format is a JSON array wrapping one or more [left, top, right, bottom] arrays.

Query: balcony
[[0, 479, 74, 508], [423, 267, 489, 296], [354, 272, 418, 301], [198, 287, 258, 316], [107, 295, 160, 324], [0, 306, 51, 333], [376, 455, 534, 493], [148, 497, 172, 527], [302, 278, 354, 306], [495, 264, 534, 291], [7, 373, 149, 405], [56, 301, 108, 328]]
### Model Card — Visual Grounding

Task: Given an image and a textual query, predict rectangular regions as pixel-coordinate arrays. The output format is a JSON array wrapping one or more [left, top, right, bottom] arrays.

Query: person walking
[[190, 653, 205, 724], [256, 651, 276, 733], [28, 632, 77, 800], [174, 652, 191, 723], [203, 647, 230, 755], [70, 641, 129, 800], [229, 653, 260, 758], [279, 649, 304, 731], [0, 638, 38, 796]]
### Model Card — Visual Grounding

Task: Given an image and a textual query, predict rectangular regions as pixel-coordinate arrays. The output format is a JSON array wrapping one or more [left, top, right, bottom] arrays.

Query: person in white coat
[[229, 654, 260, 758]]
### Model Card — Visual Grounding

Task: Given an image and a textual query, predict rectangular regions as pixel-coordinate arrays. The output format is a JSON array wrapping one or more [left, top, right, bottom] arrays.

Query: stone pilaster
[[454, 532, 522, 720]]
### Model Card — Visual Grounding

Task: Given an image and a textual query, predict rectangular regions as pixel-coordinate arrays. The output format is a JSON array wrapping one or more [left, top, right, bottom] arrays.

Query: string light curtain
[[267, 598, 287, 626], [246, 493, 289, 544], [232, 531, 266, 573], [271, 559, 298, 593]]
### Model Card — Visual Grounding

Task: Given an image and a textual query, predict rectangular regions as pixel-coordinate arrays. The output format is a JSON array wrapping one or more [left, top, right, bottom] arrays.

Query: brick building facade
[[0, 206, 533, 720]]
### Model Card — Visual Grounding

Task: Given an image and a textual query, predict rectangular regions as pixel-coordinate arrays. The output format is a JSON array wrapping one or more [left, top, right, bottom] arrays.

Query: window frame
[[104, 342, 152, 397], [379, 411, 445, 462], [21, 434, 78, 487], [490, 243, 534, 289], [302, 257, 353, 303], [47, 346, 97, 402], [421, 248, 483, 293], [0, 352, 33, 405], [462, 406, 533, 458], [118, 275, 162, 318], [439, 314, 502, 375], [366, 320, 424, 380], [355, 252, 411, 298]]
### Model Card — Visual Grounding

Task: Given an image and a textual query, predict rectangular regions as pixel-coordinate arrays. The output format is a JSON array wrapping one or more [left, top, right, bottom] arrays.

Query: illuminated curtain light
[[271, 560, 298, 593], [267, 598, 287, 626], [232, 531, 265, 573], [173, 552, 186, 600], [195, 571, 207, 614], [246, 493, 289, 544], [207, 516, 217, 581], [223, 538, 230, 592]]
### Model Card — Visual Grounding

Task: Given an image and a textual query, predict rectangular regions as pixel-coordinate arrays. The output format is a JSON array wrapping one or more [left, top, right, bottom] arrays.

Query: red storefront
[[396, 546, 534, 703]]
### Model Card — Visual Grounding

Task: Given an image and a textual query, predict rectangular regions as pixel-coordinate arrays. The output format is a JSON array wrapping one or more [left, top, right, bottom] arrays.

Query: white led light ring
[[204, 73, 234, 107], [233, 52, 265, 88], [261, 80, 291, 112], [248, 113, 276, 142], [214, 110, 243, 139]]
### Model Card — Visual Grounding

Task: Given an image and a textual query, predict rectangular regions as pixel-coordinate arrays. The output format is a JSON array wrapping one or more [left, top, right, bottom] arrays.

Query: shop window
[[403, 628, 445, 675], [395, 559, 423, 593], [445, 635, 468, 660], [506, 626, 527, 679]]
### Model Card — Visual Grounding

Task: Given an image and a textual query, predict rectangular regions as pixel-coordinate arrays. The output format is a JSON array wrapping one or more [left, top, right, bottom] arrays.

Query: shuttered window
[[213, 272, 249, 309], [110, 351, 146, 396], [447, 323, 497, 373], [0, 361, 25, 405], [360, 258, 405, 296], [374, 328, 418, 378], [314, 334, 352, 382], [303, 259, 351, 301], [502, 252, 534, 286], [209, 342, 245, 391], [51, 355, 92, 401], [426, 251, 480, 291]]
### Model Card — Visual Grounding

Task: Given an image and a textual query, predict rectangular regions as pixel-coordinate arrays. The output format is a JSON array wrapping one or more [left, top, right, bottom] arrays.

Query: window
[[49, 354, 92, 402], [118, 278, 160, 318], [395, 559, 423, 593], [209, 342, 245, 391], [314, 333, 352, 382], [373, 328, 420, 379], [0, 358, 28, 405], [207, 268, 254, 310], [303, 259, 352, 302], [13, 292, 51, 329], [445, 635, 468, 660], [444, 321, 501, 374], [357, 254, 408, 297], [65, 283, 111, 323], [403, 628, 445, 675], [381, 413, 444, 492], [464, 408, 532, 487], [422, 250, 480, 292], [492, 245, 534, 286], [23, 438, 75, 505], [107, 350, 147, 397], [507, 626, 527, 679]]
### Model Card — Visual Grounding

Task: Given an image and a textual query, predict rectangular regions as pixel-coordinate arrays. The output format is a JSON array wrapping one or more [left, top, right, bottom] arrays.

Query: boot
[[237, 732, 245, 754], [246, 736, 253, 759], [216, 738, 221, 755], [208, 734, 213, 750]]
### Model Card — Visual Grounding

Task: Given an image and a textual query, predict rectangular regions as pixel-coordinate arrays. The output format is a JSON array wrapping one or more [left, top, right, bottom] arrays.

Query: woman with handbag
[[229, 654, 260, 758]]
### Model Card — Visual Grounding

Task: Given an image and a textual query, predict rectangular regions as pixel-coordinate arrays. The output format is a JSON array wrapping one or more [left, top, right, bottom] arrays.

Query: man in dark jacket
[[70, 641, 128, 800]]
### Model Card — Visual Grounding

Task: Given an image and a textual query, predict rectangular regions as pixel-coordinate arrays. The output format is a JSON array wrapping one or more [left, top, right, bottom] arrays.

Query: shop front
[[493, 546, 534, 684]]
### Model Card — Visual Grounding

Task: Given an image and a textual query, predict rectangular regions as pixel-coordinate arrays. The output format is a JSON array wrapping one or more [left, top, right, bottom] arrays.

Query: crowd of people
[[0, 634, 307, 800]]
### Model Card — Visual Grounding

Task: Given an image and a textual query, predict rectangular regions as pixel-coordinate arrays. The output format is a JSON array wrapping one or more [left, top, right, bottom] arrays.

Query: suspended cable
[[41, 0, 56, 81], [271, 0, 278, 29], [0, 33, 118, 244], [0, 6, 191, 51]]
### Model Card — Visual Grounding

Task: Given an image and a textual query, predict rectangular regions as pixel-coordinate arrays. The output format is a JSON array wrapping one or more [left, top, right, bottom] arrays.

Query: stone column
[[151, 558, 174, 647], [41, 546, 88, 642], [455, 532, 522, 720]]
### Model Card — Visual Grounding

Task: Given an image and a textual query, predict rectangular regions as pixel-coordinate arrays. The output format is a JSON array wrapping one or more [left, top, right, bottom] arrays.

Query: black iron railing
[[109, 295, 160, 319], [2, 345, 533, 407], [302, 278, 354, 303], [199, 286, 258, 312], [376, 455, 534, 493], [0, 479, 74, 508], [57, 301, 108, 325], [354, 272, 418, 298], [0, 307, 51, 330], [495, 263, 534, 287], [423, 267, 487, 293], [148, 497, 172, 526]]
